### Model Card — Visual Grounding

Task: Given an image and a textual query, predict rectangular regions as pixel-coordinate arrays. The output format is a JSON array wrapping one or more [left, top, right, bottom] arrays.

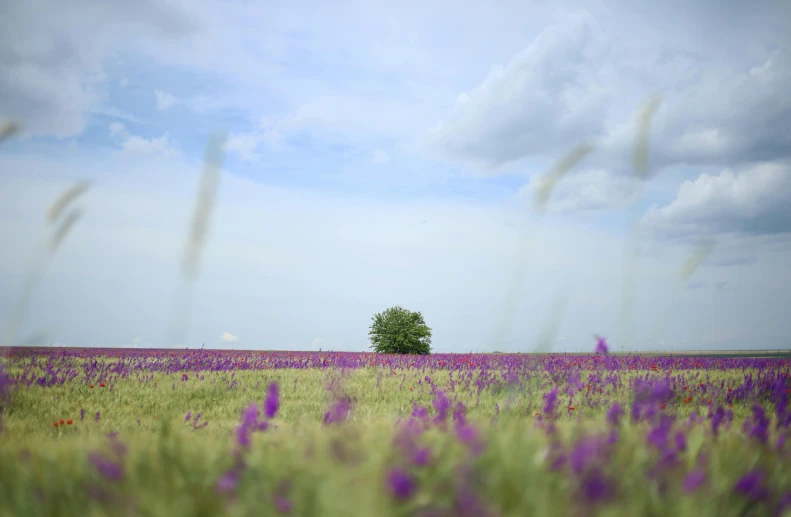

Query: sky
[[0, 0, 790, 352]]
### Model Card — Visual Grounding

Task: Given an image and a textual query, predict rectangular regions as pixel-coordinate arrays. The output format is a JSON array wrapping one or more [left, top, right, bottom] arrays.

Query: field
[[1, 347, 790, 517]]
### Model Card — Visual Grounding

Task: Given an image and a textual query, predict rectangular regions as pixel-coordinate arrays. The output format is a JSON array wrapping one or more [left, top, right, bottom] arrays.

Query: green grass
[[1, 365, 790, 517]]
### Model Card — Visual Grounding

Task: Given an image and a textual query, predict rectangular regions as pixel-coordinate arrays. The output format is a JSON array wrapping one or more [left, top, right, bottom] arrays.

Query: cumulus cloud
[[427, 4, 791, 179], [0, 0, 197, 138], [640, 161, 791, 240], [108, 122, 178, 157], [220, 332, 238, 343], [223, 118, 284, 160], [516, 168, 641, 213], [427, 11, 610, 169], [155, 90, 176, 110]]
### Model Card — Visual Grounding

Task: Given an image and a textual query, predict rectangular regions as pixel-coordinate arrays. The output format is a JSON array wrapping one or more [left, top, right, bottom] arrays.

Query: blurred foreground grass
[[1, 364, 790, 517]]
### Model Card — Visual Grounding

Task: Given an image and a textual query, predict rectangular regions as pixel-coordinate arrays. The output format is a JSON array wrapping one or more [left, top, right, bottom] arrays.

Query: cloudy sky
[[1, 0, 790, 352]]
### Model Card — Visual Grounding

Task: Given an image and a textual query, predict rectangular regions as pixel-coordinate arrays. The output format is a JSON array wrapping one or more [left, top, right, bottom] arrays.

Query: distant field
[[1, 347, 790, 517]]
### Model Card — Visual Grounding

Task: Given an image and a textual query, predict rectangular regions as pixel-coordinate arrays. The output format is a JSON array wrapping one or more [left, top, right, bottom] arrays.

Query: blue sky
[[1, 0, 790, 352]]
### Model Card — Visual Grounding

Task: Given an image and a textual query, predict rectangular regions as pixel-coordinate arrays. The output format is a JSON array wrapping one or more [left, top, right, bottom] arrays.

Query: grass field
[[1, 347, 790, 517]]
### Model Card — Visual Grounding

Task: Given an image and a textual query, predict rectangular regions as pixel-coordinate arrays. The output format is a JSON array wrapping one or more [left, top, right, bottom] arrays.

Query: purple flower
[[80, 408, 85, 422], [185, 411, 192, 423], [95, 412, 100, 423], [411, 404, 429, 421], [734, 469, 770, 502], [580, 469, 612, 503], [674, 430, 687, 452], [324, 397, 352, 425], [607, 402, 624, 426], [274, 496, 292, 514], [570, 436, 606, 476], [88, 452, 123, 481], [711, 406, 725, 436], [432, 391, 451, 422], [412, 447, 432, 466], [543, 388, 559, 415], [387, 468, 416, 501], [264, 382, 279, 419], [683, 470, 706, 493], [594, 336, 609, 355], [217, 467, 241, 494], [747, 405, 770, 445]]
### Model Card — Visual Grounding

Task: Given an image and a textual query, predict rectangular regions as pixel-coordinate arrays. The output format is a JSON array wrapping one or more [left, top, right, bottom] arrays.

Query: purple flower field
[[1, 344, 790, 516]]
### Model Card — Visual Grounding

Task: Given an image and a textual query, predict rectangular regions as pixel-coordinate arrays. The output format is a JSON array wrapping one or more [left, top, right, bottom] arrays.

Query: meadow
[[1, 345, 790, 517]]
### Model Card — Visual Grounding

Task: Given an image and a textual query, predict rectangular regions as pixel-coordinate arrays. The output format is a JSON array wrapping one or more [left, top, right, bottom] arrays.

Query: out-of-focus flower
[[683, 470, 706, 493], [594, 336, 609, 355], [734, 469, 770, 503], [265, 382, 280, 419], [324, 397, 353, 425], [387, 468, 416, 501], [607, 403, 624, 426], [88, 452, 123, 481], [544, 388, 559, 415]]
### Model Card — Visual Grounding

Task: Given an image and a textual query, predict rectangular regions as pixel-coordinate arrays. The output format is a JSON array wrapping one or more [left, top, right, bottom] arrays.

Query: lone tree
[[368, 306, 432, 355]]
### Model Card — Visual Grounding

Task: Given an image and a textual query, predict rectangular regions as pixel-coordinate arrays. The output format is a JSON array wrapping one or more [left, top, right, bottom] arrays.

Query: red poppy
[[90, 384, 94, 388], [53, 422, 59, 427], [59, 419, 65, 425], [100, 382, 106, 388], [660, 403, 666, 409], [568, 406, 575, 410], [66, 419, 73, 425]]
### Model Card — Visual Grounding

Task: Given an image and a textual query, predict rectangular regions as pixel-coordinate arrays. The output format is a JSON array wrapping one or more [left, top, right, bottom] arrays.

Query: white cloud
[[155, 90, 177, 110], [640, 161, 791, 239], [427, 11, 610, 170], [371, 150, 390, 164], [220, 332, 239, 343], [108, 122, 178, 156], [0, 0, 197, 138], [109, 122, 126, 138], [122, 133, 178, 157], [223, 119, 285, 160], [515, 169, 641, 214]]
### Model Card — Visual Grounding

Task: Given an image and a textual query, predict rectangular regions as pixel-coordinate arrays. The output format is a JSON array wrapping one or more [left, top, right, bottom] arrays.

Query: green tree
[[368, 306, 432, 355]]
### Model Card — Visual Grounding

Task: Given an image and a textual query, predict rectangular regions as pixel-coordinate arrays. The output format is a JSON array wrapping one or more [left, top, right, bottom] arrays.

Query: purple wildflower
[[387, 468, 416, 501], [594, 335, 609, 355], [734, 469, 770, 502], [95, 411, 100, 423], [580, 468, 612, 503], [711, 406, 725, 436], [543, 388, 559, 415], [747, 404, 770, 445], [570, 436, 606, 476], [674, 430, 687, 452], [264, 382, 279, 419], [217, 467, 241, 494], [88, 452, 123, 481], [80, 408, 85, 422], [185, 411, 192, 423], [607, 402, 624, 426], [412, 447, 432, 466], [683, 470, 706, 493], [432, 390, 451, 422], [324, 397, 352, 425]]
